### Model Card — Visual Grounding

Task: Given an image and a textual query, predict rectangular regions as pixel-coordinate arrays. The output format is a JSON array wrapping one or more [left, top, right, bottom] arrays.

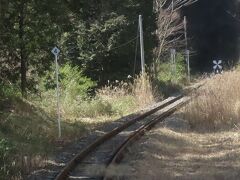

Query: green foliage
[[155, 53, 187, 97], [1, 0, 156, 92], [0, 95, 92, 179], [60, 12, 129, 81], [0, 83, 21, 97], [110, 95, 137, 116], [40, 63, 96, 100], [73, 99, 114, 118], [0, 139, 16, 179], [36, 63, 101, 118], [60, 64, 96, 99], [158, 53, 187, 84]]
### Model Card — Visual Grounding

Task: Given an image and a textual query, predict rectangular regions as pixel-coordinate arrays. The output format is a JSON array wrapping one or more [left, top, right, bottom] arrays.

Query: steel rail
[[54, 95, 183, 180], [103, 97, 190, 180]]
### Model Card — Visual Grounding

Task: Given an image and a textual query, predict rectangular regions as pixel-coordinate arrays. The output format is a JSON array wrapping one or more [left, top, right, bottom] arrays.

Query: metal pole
[[186, 50, 190, 82], [170, 49, 173, 75], [170, 49, 176, 79], [184, 16, 188, 50], [173, 49, 176, 77], [139, 15, 145, 74], [55, 55, 61, 138]]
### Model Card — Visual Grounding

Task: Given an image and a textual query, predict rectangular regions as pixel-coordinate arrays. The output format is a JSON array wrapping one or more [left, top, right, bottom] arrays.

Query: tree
[[153, 0, 197, 76], [61, 0, 156, 83], [0, 0, 68, 96]]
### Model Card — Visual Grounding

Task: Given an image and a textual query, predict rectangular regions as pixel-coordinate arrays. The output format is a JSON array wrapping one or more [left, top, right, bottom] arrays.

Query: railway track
[[53, 94, 190, 180]]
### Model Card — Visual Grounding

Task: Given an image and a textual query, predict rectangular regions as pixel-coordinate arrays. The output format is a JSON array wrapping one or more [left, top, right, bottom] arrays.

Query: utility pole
[[139, 15, 145, 74], [170, 48, 176, 78], [184, 16, 190, 82]]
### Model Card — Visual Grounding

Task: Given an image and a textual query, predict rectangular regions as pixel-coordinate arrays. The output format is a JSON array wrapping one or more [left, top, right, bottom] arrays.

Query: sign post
[[51, 47, 61, 138], [213, 60, 223, 74]]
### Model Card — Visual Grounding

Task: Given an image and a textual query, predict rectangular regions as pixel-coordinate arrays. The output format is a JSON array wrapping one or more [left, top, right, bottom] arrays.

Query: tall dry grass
[[132, 73, 155, 105], [97, 73, 155, 111], [184, 71, 240, 131]]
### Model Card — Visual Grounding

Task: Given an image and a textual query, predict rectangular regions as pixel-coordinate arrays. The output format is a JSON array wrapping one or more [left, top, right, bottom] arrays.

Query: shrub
[[39, 63, 96, 99], [35, 68, 156, 120], [153, 53, 187, 97], [36, 63, 96, 117], [0, 139, 17, 179], [157, 53, 187, 84], [77, 99, 114, 118], [0, 83, 21, 98]]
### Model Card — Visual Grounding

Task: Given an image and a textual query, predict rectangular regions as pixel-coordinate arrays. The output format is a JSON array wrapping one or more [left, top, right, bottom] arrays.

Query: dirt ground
[[109, 115, 240, 180]]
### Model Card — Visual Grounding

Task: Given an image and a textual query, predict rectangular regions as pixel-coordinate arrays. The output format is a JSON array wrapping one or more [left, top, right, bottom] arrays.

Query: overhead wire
[[107, 36, 138, 52]]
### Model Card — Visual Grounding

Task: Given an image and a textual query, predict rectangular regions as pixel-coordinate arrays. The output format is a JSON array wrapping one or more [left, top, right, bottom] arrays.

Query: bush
[[0, 83, 21, 98], [39, 63, 96, 99], [0, 139, 17, 179], [60, 64, 96, 99], [77, 99, 114, 118], [36, 63, 96, 117], [153, 53, 187, 97], [35, 67, 156, 120], [157, 53, 187, 84]]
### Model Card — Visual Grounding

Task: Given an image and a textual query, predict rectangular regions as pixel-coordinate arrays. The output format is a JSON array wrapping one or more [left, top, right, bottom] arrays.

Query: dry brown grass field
[[184, 70, 240, 131], [108, 70, 240, 180], [120, 125, 240, 180]]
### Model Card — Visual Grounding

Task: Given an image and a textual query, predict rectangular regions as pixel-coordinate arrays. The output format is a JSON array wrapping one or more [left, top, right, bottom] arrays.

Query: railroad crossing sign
[[213, 60, 223, 74]]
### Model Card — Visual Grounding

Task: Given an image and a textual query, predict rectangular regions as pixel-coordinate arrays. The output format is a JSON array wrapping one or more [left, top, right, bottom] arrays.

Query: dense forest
[[0, 0, 156, 97], [1, 0, 240, 97]]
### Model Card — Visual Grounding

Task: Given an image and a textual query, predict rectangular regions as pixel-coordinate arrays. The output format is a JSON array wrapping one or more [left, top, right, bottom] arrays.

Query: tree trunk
[[19, 1, 27, 97]]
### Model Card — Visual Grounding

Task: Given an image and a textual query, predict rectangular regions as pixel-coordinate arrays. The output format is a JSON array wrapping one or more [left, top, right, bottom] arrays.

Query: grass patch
[[35, 73, 156, 120], [118, 126, 240, 180], [154, 53, 189, 97], [0, 96, 88, 179], [183, 70, 240, 131], [0, 72, 157, 179]]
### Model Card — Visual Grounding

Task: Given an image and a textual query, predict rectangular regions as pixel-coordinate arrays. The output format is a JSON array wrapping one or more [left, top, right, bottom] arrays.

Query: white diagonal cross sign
[[213, 60, 222, 70]]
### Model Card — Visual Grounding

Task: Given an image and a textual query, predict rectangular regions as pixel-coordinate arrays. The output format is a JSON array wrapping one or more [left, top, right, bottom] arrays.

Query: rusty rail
[[103, 97, 190, 180], [55, 95, 183, 180]]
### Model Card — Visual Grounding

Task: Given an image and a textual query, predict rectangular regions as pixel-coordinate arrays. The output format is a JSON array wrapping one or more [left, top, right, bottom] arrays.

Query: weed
[[0, 139, 16, 179]]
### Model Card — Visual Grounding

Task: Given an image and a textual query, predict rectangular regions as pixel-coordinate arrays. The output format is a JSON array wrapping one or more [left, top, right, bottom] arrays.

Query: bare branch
[[154, 0, 197, 60]]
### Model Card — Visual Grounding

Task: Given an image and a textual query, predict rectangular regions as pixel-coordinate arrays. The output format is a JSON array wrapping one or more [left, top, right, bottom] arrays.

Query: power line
[[108, 36, 138, 52]]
